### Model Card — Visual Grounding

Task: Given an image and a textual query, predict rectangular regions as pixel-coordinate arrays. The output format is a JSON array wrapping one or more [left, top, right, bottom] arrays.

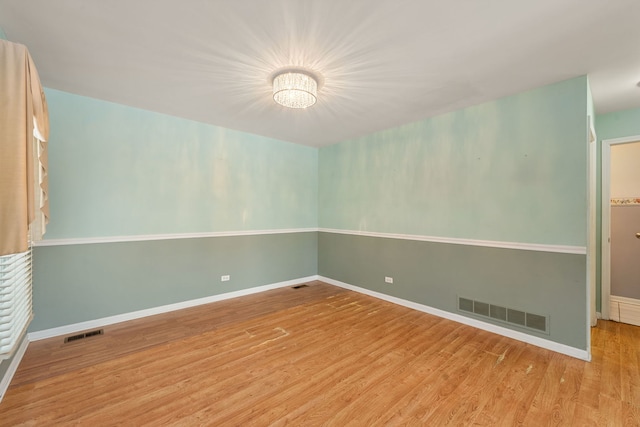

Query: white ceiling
[[1, 0, 639, 147]]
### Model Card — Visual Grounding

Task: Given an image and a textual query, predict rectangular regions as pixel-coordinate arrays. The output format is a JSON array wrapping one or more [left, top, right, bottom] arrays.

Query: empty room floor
[[1, 281, 638, 426]]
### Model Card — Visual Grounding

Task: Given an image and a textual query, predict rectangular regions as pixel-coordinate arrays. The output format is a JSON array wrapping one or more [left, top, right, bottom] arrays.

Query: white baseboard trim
[[28, 276, 319, 341], [0, 334, 30, 403], [319, 276, 590, 361], [34, 228, 586, 256], [609, 295, 640, 326]]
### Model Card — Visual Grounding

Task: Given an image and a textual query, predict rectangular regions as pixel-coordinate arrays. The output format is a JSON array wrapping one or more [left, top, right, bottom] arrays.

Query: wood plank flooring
[[1, 281, 639, 426]]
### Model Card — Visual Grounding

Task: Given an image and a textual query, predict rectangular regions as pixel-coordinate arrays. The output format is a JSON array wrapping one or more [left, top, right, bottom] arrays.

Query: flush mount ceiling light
[[272, 71, 318, 109]]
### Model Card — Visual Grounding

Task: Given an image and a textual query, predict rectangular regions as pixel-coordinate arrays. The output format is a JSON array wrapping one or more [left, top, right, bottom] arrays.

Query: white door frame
[[588, 117, 596, 328], [601, 135, 640, 320]]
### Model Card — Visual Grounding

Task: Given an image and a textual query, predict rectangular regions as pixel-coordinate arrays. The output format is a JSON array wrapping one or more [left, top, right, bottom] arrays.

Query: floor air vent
[[458, 297, 548, 334], [64, 329, 104, 343], [292, 284, 309, 289]]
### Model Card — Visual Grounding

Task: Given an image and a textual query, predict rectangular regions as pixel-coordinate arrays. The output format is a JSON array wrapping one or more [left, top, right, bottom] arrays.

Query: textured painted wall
[[320, 77, 588, 247], [318, 77, 589, 350], [27, 89, 319, 333], [44, 89, 318, 239]]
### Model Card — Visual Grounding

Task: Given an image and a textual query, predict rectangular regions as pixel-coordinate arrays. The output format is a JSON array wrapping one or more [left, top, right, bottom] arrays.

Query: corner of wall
[[317, 76, 590, 351], [0, 333, 29, 403]]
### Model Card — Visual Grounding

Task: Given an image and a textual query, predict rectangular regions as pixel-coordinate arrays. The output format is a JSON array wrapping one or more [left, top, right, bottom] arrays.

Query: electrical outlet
[[221, 275, 230, 282], [385, 276, 393, 284]]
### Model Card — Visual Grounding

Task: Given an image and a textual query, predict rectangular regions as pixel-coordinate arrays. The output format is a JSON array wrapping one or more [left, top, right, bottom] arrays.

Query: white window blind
[[0, 134, 42, 359], [0, 248, 33, 359]]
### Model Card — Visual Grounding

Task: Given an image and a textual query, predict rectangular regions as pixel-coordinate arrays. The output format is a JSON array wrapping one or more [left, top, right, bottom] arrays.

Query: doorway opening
[[601, 135, 640, 325]]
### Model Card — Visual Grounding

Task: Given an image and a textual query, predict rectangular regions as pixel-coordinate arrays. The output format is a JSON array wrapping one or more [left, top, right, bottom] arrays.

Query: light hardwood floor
[[1, 281, 639, 426]]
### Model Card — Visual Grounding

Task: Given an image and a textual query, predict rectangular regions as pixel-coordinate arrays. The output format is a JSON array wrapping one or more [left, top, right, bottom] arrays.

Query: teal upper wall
[[596, 108, 640, 140], [44, 89, 318, 239], [0, 25, 6, 40], [319, 77, 589, 246]]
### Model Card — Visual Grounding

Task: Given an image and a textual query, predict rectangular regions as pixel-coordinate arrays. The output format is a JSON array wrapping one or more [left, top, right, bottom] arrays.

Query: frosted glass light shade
[[272, 71, 317, 109]]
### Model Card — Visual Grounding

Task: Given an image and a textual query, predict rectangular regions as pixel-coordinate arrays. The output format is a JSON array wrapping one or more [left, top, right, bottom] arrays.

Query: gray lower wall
[[30, 232, 318, 331], [318, 232, 587, 350]]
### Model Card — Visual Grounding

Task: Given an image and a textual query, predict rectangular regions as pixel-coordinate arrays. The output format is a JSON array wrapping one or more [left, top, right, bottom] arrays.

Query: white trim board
[[319, 276, 590, 361], [319, 228, 586, 255], [28, 276, 318, 341], [34, 228, 586, 255], [0, 335, 29, 404], [609, 295, 640, 326], [33, 228, 318, 247]]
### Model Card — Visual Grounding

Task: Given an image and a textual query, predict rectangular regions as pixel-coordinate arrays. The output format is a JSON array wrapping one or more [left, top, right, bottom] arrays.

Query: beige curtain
[[0, 40, 49, 256]]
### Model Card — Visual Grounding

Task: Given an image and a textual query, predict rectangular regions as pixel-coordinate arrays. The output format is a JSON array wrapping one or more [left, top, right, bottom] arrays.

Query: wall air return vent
[[458, 296, 548, 334], [64, 329, 104, 343]]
